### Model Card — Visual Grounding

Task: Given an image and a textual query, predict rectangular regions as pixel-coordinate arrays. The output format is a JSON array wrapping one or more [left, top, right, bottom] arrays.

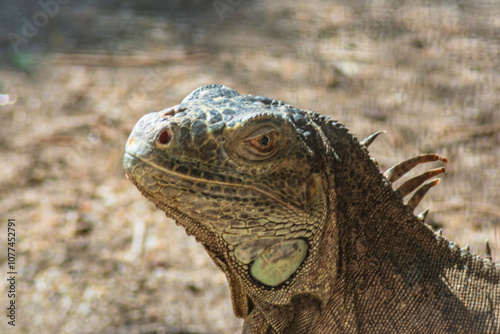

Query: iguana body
[[124, 84, 500, 333]]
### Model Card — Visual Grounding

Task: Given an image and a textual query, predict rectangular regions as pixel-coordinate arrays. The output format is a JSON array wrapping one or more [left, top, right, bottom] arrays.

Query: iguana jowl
[[124, 84, 500, 333]]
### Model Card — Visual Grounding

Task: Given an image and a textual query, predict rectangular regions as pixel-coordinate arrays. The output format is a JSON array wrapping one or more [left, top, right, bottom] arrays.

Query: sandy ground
[[1, 0, 499, 333]]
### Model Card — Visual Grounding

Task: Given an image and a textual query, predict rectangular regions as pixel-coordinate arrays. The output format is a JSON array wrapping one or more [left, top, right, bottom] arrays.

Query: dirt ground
[[1, 0, 499, 333]]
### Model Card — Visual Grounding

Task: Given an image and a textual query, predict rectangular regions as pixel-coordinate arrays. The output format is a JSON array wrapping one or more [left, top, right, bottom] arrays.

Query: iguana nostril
[[158, 129, 173, 145]]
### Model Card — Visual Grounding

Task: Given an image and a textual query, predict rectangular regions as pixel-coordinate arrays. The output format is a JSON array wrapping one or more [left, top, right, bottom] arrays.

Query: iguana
[[124, 84, 499, 333]]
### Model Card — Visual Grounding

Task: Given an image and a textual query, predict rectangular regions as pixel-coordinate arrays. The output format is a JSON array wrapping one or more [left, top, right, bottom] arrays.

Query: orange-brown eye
[[250, 132, 275, 152]]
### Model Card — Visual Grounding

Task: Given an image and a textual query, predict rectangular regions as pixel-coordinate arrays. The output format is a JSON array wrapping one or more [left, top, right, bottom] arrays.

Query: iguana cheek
[[249, 239, 308, 287], [233, 237, 284, 264]]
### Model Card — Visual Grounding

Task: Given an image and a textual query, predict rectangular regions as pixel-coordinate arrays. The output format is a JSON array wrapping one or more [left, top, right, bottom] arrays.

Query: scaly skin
[[124, 84, 500, 333]]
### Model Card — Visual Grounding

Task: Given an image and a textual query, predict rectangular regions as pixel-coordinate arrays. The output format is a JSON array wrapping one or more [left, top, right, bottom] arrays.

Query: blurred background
[[1, 0, 499, 333]]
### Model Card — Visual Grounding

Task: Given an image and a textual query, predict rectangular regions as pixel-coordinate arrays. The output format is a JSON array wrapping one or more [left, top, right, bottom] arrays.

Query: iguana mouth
[[124, 151, 303, 214]]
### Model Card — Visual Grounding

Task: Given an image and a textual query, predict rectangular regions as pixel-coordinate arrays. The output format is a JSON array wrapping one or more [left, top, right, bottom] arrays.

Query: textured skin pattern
[[124, 84, 500, 333]]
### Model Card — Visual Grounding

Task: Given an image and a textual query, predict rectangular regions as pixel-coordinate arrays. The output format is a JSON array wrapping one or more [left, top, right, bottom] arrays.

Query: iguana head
[[124, 84, 337, 315]]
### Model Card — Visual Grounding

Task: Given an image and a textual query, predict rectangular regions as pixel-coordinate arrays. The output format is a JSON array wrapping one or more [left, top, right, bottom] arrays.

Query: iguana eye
[[250, 132, 276, 153], [232, 126, 281, 161]]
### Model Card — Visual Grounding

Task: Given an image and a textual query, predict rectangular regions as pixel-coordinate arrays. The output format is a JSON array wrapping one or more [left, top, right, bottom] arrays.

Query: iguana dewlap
[[124, 84, 499, 333]]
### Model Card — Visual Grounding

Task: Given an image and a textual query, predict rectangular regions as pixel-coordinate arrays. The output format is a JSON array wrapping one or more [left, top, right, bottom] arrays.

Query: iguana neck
[[324, 127, 500, 332]]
